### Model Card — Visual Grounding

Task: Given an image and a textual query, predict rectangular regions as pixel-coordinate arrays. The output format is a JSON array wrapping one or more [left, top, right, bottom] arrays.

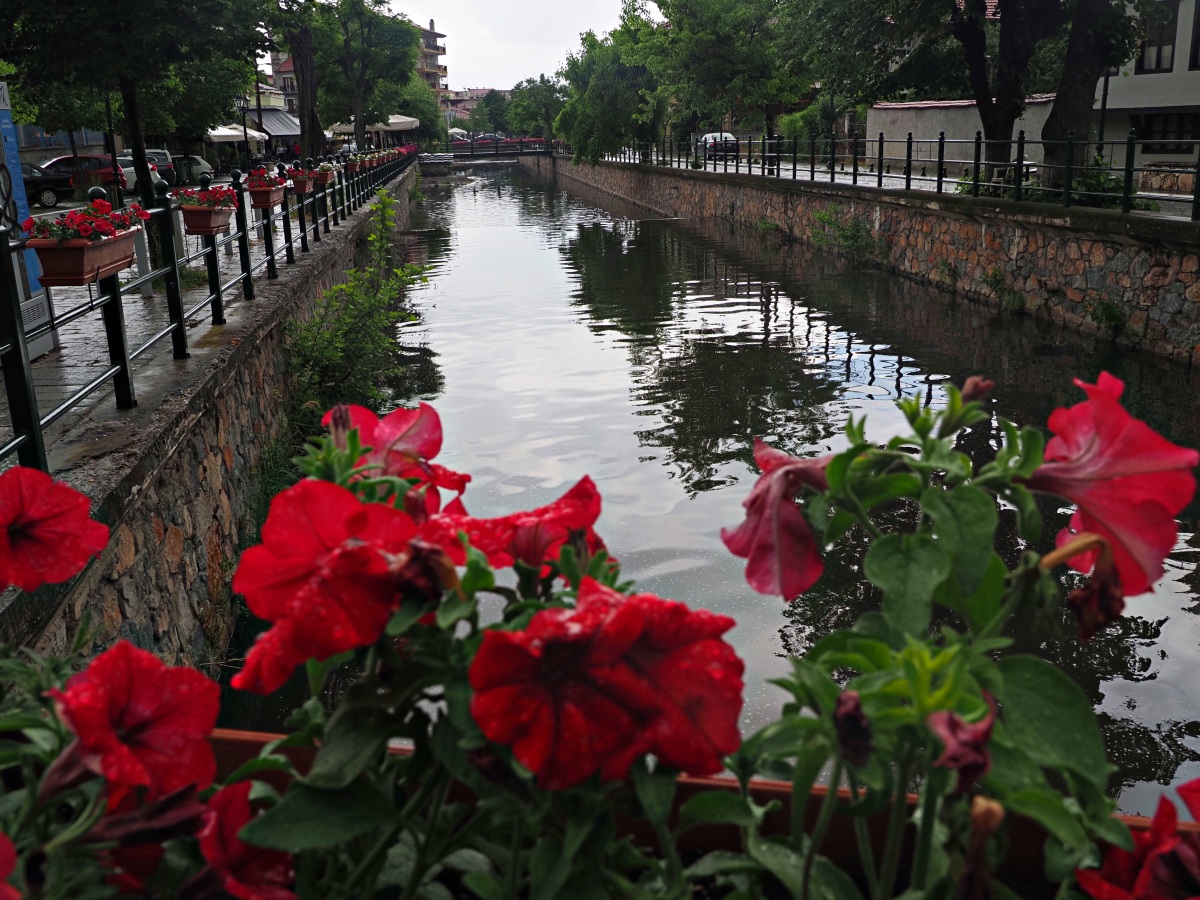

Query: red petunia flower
[[0, 466, 110, 592], [231, 480, 426, 694], [421, 476, 606, 570], [320, 403, 470, 514], [196, 782, 295, 900], [469, 577, 744, 789], [1025, 374, 1199, 597], [927, 695, 996, 794], [1077, 796, 1182, 900], [721, 439, 831, 601], [0, 833, 19, 900], [49, 641, 220, 807]]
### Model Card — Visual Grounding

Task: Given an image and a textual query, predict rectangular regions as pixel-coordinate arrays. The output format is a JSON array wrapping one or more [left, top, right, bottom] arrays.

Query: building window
[[1140, 112, 1199, 152], [1192, 0, 1200, 68], [286, 99, 295, 113], [283, 77, 295, 92], [1136, 1, 1179, 72]]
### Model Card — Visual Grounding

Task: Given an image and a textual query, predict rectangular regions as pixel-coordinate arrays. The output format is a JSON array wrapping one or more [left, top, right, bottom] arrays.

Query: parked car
[[37, 155, 127, 192], [699, 132, 739, 160], [473, 133, 503, 144], [115, 156, 160, 193], [171, 154, 213, 184], [20, 163, 75, 208], [142, 149, 177, 185]]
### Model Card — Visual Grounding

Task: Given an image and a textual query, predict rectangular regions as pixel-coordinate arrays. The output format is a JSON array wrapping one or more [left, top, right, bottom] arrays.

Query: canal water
[[385, 163, 1200, 815]]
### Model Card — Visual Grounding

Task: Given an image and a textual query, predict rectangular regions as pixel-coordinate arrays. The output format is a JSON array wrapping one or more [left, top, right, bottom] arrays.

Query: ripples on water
[[386, 165, 1200, 814]]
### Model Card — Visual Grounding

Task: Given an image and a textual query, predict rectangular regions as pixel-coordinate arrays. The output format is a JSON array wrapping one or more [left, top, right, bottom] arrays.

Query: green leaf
[[747, 834, 865, 900], [529, 836, 570, 900], [633, 761, 677, 828], [437, 594, 478, 631], [462, 873, 504, 900], [935, 554, 1007, 632], [442, 849, 493, 875], [683, 850, 761, 879], [998, 656, 1108, 788], [921, 486, 998, 596], [1002, 788, 1090, 851], [461, 545, 495, 598], [305, 650, 353, 697], [220, 755, 294, 785], [386, 603, 431, 637], [303, 704, 395, 789], [238, 777, 398, 850], [1005, 484, 1043, 542], [864, 534, 950, 636], [678, 791, 757, 829]]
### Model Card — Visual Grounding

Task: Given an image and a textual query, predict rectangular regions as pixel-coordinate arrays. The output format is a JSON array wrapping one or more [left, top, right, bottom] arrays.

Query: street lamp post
[[236, 95, 251, 171]]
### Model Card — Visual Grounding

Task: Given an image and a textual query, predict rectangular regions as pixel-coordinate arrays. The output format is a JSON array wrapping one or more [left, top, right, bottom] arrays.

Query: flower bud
[[970, 795, 1005, 839], [961, 376, 996, 403], [1065, 553, 1125, 642], [327, 404, 352, 451], [834, 690, 873, 768]]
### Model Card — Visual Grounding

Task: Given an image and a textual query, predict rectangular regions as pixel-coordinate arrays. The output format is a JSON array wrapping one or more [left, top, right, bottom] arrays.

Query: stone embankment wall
[[1, 168, 418, 669], [520, 155, 1200, 365]]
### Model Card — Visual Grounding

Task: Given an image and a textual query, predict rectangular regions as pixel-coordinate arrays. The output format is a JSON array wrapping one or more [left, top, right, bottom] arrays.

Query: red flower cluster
[[23, 199, 151, 242], [469, 577, 744, 789], [1026, 373, 1199, 599], [245, 167, 285, 189], [721, 439, 831, 601], [927, 695, 996, 794], [196, 783, 295, 900], [1076, 777, 1200, 900], [0, 833, 19, 900], [286, 166, 318, 179], [0, 466, 109, 592], [174, 186, 238, 209], [49, 641, 220, 807]]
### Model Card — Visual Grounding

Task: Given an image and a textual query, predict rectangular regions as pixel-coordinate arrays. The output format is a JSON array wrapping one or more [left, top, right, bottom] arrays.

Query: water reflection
[[389, 165, 1200, 812]]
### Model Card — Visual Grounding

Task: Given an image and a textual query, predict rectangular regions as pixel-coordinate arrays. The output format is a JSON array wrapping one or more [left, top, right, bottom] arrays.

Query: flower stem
[[801, 760, 843, 900], [875, 755, 914, 900], [848, 772, 878, 898], [400, 774, 453, 900], [910, 771, 942, 891], [507, 817, 525, 899], [1038, 532, 1107, 571]]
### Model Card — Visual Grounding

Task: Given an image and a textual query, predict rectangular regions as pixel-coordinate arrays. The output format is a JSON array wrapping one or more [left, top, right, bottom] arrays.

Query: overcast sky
[[390, 0, 626, 91]]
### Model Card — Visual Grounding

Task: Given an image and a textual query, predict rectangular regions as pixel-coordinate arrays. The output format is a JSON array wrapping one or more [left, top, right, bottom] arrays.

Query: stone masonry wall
[[521, 155, 1200, 365], [0, 167, 418, 670]]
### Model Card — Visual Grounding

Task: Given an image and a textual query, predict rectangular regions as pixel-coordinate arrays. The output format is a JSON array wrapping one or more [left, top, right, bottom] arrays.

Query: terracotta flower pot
[[179, 205, 234, 237], [291, 178, 313, 195], [347, 162, 361, 173], [247, 186, 284, 209], [314, 170, 336, 185], [27, 229, 138, 287]]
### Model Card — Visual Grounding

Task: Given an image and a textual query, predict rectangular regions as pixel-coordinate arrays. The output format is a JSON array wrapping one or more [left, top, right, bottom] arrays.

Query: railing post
[[276, 167, 296, 265], [792, 135, 798, 179], [307, 158, 322, 245], [1064, 132, 1075, 208], [0, 227, 48, 470], [1014, 130, 1025, 202], [936, 131, 946, 193], [230, 170, 255, 301], [852, 133, 859, 184], [760, 134, 766, 176], [1191, 142, 1200, 222], [877, 132, 884, 187], [829, 131, 836, 182], [973, 131, 982, 197], [905, 132, 913, 189], [810, 133, 817, 180], [98, 271, 136, 409], [202, 233, 224, 325], [153, 181, 189, 359], [1122, 129, 1137, 214]]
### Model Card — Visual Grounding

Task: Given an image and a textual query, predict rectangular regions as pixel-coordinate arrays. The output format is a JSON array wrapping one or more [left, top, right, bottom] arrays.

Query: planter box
[[291, 177, 313, 195], [247, 186, 284, 209], [347, 162, 361, 173], [210, 728, 1194, 899], [314, 170, 336, 185], [28, 229, 138, 287], [179, 205, 234, 237]]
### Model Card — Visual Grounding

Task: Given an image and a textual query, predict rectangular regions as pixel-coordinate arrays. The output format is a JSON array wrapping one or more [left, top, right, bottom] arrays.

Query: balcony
[[422, 43, 446, 55]]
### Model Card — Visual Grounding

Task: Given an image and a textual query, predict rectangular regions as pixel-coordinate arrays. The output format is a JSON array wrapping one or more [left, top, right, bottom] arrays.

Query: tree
[[467, 104, 494, 135], [785, 0, 1069, 165], [22, 81, 105, 195], [647, 0, 809, 132], [314, 0, 420, 150], [508, 75, 566, 138], [374, 78, 445, 145], [555, 9, 665, 164], [0, 0, 271, 203], [477, 90, 509, 134], [277, 0, 326, 161]]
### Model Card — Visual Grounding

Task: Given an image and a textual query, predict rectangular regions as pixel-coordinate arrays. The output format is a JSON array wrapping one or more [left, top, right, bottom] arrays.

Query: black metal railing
[[563, 130, 1200, 222], [0, 150, 417, 472], [445, 138, 553, 158]]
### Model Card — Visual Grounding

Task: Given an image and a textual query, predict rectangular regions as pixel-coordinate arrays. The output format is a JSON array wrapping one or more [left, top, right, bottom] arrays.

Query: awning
[[329, 114, 420, 134], [206, 123, 269, 143], [252, 108, 302, 138]]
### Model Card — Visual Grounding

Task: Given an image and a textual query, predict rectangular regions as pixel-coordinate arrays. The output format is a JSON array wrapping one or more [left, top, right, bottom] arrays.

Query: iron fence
[[567, 130, 1200, 222], [0, 151, 416, 473]]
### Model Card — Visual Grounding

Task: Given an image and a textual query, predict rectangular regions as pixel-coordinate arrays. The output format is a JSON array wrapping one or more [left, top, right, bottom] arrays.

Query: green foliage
[[477, 90, 509, 134], [374, 78, 445, 145], [285, 190, 425, 442], [980, 266, 1025, 313], [555, 10, 665, 165], [507, 75, 567, 138], [811, 205, 885, 260], [1084, 295, 1126, 333]]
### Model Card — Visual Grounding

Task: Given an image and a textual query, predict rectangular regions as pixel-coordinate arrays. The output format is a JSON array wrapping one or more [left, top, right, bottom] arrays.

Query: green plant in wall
[[936, 258, 960, 285], [286, 190, 426, 444], [1083, 294, 1126, 334], [812, 204, 884, 260], [980, 266, 1025, 313]]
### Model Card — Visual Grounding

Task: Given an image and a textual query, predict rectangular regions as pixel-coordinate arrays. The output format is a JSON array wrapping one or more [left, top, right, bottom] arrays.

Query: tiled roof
[[275, 57, 294, 73]]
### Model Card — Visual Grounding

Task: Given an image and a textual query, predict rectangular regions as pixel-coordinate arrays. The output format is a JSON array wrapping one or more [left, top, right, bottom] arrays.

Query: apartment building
[[418, 20, 451, 113]]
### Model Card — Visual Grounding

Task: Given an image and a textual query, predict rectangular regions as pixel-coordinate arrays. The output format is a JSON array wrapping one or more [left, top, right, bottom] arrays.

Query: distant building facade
[[417, 20, 451, 113]]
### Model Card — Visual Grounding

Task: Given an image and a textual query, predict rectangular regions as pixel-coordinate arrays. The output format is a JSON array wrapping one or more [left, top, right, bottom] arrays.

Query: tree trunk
[[1040, 0, 1118, 187], [288, 23, 324, 161], [67, 130, 85, 202], [117, 76, 154, 208], [353, 94, 366, 152]]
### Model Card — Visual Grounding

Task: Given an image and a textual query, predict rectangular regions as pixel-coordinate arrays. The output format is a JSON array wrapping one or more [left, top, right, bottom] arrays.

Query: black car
[[21, 163, 75, 208]]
